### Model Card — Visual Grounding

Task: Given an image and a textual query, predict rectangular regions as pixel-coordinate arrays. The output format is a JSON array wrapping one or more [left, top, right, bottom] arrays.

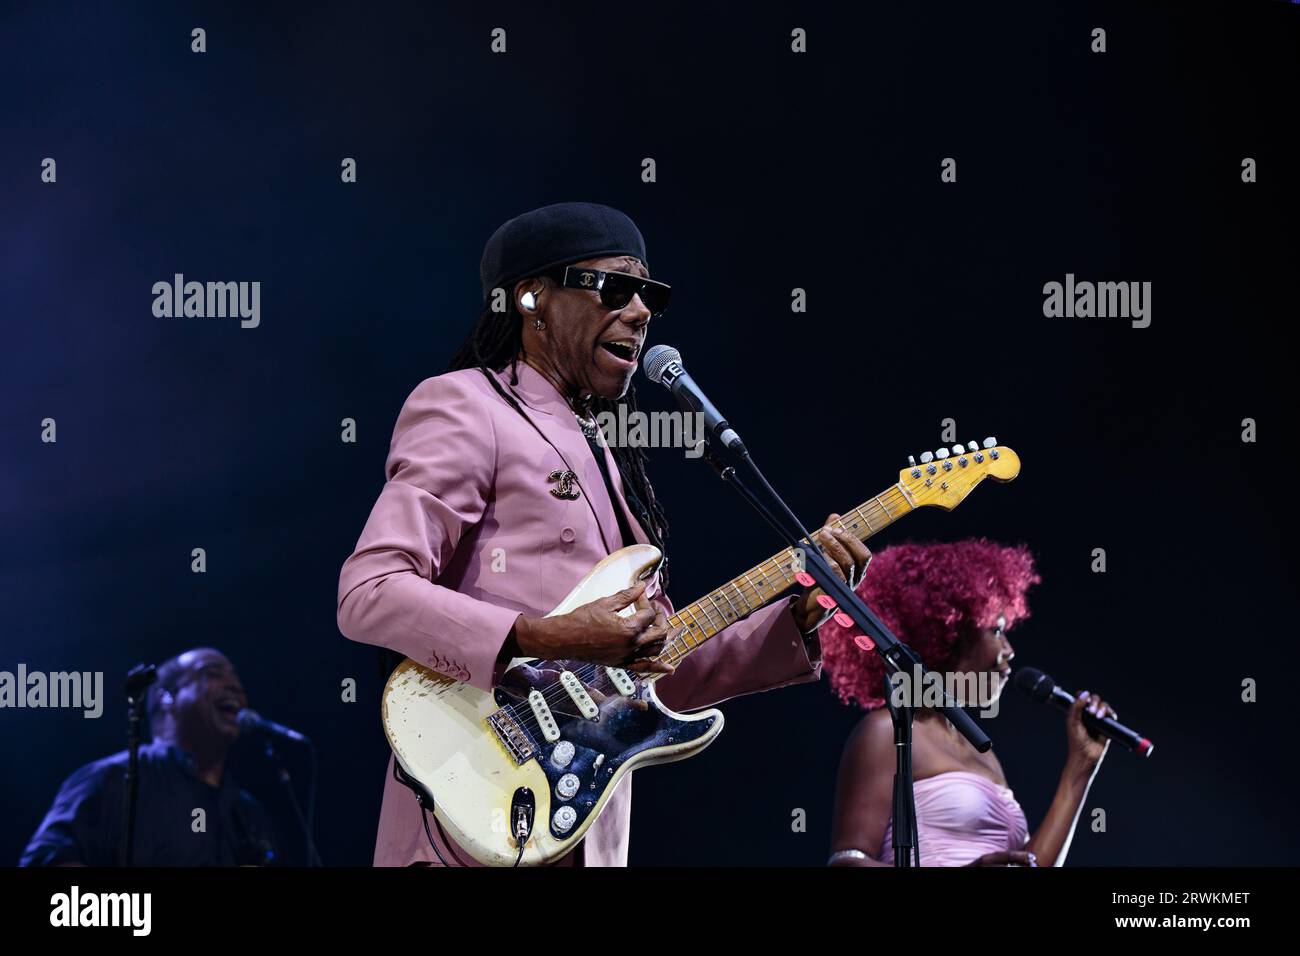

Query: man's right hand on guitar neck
[[505, 581, 679, 674]]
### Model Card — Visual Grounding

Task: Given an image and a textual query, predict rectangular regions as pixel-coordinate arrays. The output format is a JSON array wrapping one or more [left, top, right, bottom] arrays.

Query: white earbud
[[520, 291, 537, 311]]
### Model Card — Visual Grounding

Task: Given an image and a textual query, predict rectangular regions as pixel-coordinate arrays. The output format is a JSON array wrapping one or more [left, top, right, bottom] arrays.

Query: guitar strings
[[501, 483, 920, 723], [501, 486, 907, 720], [498, 484, 920, 728], [500, 483, 921, 721]]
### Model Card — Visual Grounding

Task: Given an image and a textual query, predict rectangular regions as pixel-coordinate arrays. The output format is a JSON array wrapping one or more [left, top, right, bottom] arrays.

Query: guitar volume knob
[[550, 740, 575, 768], [556, 773, 581, 800], [553, 805, 577, 833]]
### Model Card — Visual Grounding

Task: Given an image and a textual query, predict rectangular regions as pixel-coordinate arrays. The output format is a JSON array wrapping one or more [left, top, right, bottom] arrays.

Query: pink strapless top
[[879, 770, 1029, 867]]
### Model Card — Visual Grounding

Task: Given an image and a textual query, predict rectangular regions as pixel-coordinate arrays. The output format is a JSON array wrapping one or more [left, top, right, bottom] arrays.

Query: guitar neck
[[654, 483, 916, 671]]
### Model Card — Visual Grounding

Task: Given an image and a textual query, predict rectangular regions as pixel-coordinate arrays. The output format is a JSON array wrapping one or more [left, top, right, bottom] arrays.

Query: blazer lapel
[[489, 363, 624, 555]]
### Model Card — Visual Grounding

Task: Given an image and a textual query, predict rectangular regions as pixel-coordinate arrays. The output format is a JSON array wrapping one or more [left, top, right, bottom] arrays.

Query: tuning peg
[[983, 437, 997, 448], [935, 448, 949, 459], [907, 455, 917, 467], [951, 445, 964, 456], [920, 451, 934, 464], [966, 441, 978, 453]]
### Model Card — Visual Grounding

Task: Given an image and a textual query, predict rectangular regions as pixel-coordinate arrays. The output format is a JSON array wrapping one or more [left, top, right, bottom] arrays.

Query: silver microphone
[[641, 345, 746, 454]]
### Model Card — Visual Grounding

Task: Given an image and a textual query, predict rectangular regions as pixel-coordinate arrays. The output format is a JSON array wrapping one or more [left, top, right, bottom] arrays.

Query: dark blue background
[[2, 0, 1297, 866]]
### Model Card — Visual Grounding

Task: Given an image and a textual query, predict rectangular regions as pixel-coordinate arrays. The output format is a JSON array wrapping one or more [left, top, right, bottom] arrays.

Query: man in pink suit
[[337, 202, 870, 866]]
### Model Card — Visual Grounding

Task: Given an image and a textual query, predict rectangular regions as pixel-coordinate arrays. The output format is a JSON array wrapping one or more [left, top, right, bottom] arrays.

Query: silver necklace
[[573, 409, 598, 439], [568, 392, 599, 439]]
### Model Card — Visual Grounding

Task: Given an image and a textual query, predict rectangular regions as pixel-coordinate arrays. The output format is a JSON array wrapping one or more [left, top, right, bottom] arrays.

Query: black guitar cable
[[395, 758, 466, 867], [510, 786, 535, 867], [417, 806, 452, 867], [401, 744, 534, 868]]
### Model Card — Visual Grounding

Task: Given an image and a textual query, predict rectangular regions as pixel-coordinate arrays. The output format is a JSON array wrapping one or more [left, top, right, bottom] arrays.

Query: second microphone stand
[[699, 442, 986, 867]]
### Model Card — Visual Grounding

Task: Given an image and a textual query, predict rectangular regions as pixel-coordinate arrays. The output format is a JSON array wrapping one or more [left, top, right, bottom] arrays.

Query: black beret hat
[[479, 201, 648, 305]]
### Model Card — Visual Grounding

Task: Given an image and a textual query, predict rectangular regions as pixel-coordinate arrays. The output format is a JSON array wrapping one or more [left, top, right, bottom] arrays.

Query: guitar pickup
[[604, 667, 637, 697], [560, 671, 600, 719], [528, 689, 560, 742]]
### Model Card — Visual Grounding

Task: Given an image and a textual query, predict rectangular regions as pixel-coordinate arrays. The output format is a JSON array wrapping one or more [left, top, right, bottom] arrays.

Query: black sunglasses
[[546, 266, 671, 318]]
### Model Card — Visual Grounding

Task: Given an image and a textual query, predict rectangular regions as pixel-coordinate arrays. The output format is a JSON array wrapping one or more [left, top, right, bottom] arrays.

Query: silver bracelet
[[827, 848, 869, 865]]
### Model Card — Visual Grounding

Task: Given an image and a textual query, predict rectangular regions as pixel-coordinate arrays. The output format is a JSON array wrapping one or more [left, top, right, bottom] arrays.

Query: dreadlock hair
[[447, 281, 671, 590]]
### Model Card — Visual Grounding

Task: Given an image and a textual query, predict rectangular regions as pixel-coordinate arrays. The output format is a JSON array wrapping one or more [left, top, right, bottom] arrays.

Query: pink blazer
[[337, 360, 820, 866]]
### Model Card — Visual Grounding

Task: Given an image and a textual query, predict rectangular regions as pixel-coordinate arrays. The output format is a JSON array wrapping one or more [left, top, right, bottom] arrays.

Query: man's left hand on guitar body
[[790, 513, 873, 634]]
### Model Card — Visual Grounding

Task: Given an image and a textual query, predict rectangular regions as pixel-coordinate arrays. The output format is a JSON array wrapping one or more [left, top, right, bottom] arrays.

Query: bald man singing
[[21, 648, 278, 867]]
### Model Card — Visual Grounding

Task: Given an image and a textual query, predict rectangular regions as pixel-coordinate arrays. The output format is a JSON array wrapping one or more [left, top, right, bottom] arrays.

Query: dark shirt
[[20, 740, 278, 867], [584, 433, 648, 549]]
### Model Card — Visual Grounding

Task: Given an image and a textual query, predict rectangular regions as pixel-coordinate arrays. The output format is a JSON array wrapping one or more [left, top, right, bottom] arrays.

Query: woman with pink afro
[[824, 539, 1116, 867]]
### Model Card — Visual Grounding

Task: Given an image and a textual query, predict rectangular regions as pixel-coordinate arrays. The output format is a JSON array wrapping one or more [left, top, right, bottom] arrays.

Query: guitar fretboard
[[651, 483, 916, 673]]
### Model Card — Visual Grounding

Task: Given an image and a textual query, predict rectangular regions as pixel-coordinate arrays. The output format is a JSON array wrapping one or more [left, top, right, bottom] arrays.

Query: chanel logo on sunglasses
[[551, 266, 672, 318]]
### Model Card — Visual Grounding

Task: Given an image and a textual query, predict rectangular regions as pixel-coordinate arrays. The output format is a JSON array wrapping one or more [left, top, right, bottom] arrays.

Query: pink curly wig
[[820, 539, 1040, 710]]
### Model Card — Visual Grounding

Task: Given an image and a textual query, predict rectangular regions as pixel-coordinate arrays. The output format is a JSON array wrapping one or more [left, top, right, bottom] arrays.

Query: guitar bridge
[[487, 707, 536, 765]]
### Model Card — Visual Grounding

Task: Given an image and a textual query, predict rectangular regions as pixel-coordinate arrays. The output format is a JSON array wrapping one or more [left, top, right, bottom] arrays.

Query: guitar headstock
[[898, 438, 1020, 511]]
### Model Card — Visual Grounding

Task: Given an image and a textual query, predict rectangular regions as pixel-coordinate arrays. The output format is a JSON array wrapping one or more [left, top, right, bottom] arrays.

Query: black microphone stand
[[882, 673, 920, 866], [262, 738, 323, 866], [119, 663, 157, 867], [698, 441, 989, 867]]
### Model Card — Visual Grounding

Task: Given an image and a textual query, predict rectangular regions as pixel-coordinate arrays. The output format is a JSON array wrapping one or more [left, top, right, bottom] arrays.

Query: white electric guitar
[[382, 440, 1021, 865]]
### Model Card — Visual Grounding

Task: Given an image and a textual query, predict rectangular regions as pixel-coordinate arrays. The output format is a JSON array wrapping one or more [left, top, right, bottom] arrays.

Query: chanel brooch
[[548, 469, 580, 500]]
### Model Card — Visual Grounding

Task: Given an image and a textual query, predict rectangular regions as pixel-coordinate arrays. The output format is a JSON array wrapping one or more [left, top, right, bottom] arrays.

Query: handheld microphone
[[236, 709, 310, 744], [641, 345, 747, 455], [1014, 667, 1153, 758]]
